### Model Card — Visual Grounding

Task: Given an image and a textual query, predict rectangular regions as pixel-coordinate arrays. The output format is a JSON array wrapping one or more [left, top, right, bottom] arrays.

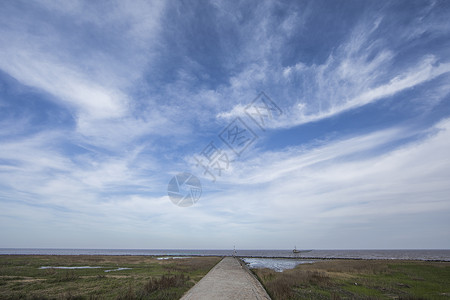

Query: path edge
[[237, 257, 272, 300], [180, 256, 225, 300]]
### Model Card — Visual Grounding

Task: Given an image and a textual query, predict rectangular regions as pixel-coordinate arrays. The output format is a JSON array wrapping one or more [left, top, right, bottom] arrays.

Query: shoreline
[[1, 253, 449, 262]]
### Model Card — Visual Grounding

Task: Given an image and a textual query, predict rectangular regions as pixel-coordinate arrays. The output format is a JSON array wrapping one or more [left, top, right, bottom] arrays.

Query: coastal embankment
[[181, 257, 271, 300]]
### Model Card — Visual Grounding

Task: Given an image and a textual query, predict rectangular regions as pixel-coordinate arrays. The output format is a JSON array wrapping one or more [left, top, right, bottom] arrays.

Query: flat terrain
[[252, 259, 450, 299], [0, 255, 221, 299], [1, 256, 450, 299], [181, 257, 271, 300]]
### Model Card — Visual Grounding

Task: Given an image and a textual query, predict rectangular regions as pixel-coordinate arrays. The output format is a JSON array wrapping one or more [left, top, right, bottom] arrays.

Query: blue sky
[[1, 0, 449, 249]]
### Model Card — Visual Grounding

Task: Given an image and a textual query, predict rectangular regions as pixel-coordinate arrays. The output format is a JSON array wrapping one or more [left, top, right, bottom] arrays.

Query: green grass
[[0, 255, 221, 299], [251, 259, 450, 300]]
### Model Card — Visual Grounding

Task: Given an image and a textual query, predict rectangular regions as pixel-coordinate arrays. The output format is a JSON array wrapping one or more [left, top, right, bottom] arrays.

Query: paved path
[[180, 257, 271, 300]]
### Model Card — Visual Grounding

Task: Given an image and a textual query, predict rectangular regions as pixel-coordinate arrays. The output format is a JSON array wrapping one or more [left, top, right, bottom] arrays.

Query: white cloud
[[275, 56, 450, 127], [0, 0, 166, 146], [0, 52, 128, 119], [1, 0, 449, 248], [216, 103, 247, 120], [0, 127, 163, 211], [216, 12, 450, 129], [197, 119, 450, 243]]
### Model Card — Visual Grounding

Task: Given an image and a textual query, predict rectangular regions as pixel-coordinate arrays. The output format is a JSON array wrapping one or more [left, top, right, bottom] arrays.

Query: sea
[[1, 249, 449, 261]]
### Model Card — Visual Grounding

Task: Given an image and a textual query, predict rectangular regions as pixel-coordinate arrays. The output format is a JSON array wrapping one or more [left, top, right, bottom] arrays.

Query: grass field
[[0, 255, 221, 299], [252, 259, 450, 300], [2, 256, 449, 299]]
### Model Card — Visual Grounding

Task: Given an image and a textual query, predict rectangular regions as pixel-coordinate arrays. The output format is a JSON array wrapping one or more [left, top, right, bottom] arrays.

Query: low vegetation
[[252, 259, 450, 300], [0, 255, 221, 299], [3, 255, 449, 299]]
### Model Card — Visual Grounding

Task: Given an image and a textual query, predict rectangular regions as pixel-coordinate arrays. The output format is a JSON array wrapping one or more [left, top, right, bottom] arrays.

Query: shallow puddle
[[242, 258, 317, 272], [39, 266, 102, 269]]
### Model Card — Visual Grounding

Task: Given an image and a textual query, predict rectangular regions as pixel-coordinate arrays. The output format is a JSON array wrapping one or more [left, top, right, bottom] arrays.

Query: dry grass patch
[[0, 255, 222, 299], [252, 259, 450, 300], [262, 269, 331, 299]]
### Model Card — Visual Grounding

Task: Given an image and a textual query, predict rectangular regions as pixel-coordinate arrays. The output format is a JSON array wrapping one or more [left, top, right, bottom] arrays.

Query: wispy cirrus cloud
[[0, 0, 167, 146], [217, 6, 450, 129], [275, 56, 450, 128], [193, 118, 450, 248], [1, 0, 449, 249]]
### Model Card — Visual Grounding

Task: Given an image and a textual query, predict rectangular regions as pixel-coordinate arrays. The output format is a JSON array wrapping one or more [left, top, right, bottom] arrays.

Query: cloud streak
[[1, 0, 449, 249]]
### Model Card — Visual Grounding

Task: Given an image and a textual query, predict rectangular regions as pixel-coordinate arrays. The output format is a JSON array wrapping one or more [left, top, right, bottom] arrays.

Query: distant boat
[[293, 247, 312, 254]]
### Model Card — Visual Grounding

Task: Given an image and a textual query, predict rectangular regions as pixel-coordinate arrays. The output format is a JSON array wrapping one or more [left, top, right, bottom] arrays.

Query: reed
[[253, 259, 450, 299], [0, 255, 221, 299]]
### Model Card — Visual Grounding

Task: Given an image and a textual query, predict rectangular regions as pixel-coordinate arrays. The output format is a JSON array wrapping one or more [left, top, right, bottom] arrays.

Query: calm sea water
[[242, 258, 316, 272], [1, 249, 449, 261]]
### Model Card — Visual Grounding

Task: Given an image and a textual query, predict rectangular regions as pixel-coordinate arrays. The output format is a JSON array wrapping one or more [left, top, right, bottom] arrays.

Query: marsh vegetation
[[252, 259, 450, 299], [0, 255, 221, 299]]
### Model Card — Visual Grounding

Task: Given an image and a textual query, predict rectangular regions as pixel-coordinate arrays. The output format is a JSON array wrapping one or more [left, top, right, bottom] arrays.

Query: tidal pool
[[242, 258, 316, 272], [39, 266, 132, 272], [156, 256, 192, 260], [104, 267, 132, 272], [39, 266, 102, 269]]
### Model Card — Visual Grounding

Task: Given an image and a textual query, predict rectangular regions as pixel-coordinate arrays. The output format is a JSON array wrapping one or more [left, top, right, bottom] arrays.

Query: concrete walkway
[[180, 257, 271, 300]]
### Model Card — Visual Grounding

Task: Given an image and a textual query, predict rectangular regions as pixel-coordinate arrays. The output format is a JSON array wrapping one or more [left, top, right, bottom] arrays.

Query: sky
[[1, 0, 449, 250]]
